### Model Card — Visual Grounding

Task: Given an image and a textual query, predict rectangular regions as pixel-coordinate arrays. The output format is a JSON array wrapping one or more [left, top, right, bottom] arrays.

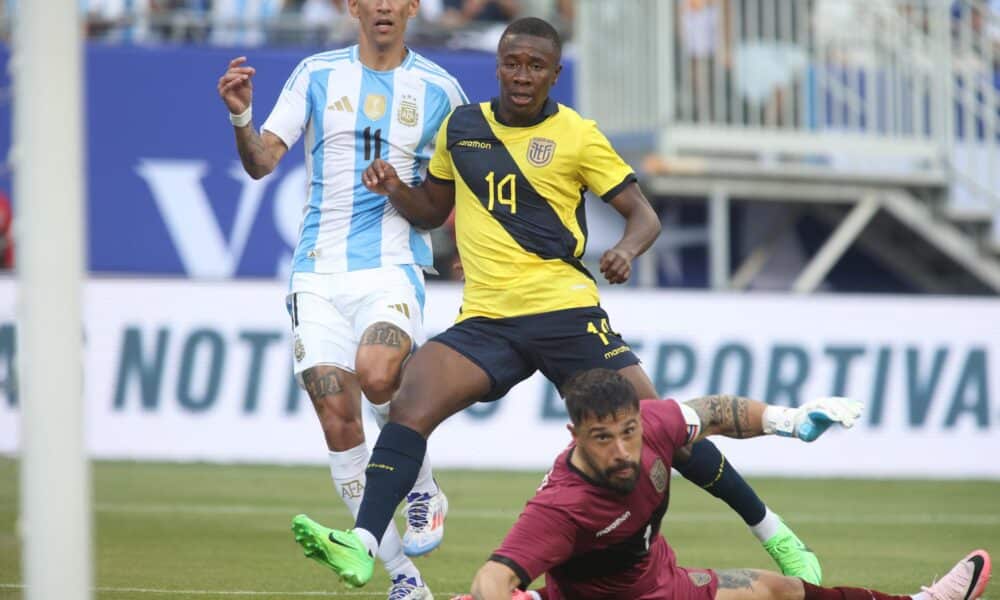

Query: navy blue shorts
[[432, 306, 640, 402]]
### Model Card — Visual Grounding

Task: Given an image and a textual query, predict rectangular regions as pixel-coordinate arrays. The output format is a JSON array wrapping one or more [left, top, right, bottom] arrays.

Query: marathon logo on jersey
[[649, 458, 668, 493], [364, 94, 387, 120], [397, 95, 419, 127], [456, 140, 493, 150], [527, 137, 556, 167], [596, 510, 631, 537]]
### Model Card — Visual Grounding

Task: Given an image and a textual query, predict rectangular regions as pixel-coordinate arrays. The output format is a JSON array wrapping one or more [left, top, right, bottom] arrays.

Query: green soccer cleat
[[762, 522, 822, 584], [291, 514, 374, 588]]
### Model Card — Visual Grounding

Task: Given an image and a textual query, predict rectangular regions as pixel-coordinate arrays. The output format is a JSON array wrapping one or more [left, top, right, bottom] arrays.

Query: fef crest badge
[[397, 95, 419, 127], [294, 334, 305, 363], [650, 458, 668, 493], [527, 137, 556, 167], [363, 93, 387, 120]]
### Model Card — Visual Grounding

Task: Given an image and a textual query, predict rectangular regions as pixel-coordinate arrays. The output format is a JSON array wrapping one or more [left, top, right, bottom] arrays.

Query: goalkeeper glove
[[762, 397, 863, 442]]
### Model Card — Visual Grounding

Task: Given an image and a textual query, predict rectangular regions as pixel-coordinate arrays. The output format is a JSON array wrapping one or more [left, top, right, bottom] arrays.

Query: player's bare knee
[[355, 362, 400, 399]]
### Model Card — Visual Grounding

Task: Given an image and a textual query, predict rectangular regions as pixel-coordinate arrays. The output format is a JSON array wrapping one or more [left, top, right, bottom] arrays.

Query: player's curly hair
[[562, 369, 639, 426], [499, 17, 563, 59]]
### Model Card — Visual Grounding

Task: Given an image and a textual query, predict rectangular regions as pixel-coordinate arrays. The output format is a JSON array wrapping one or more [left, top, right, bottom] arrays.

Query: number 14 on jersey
[[485, 171, 517, 214]]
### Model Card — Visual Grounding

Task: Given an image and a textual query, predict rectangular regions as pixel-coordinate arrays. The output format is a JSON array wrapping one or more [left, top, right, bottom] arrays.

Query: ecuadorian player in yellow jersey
[[309, 18, 825, 592], [423, 96, 638, 320]]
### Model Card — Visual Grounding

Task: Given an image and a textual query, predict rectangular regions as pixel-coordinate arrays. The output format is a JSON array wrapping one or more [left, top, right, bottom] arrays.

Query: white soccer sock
[[411, 453, 439, 496], [328, 446, 421, 582], [911, 593, 930, 600], [368, 399, 391, 430], [749, 507, 783, 542]]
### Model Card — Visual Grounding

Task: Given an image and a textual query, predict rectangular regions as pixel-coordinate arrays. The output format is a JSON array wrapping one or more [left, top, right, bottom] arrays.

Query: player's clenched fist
[[362, 158, 403, 197], [599, 247, 634, 284], [218, 56, 256, 115]]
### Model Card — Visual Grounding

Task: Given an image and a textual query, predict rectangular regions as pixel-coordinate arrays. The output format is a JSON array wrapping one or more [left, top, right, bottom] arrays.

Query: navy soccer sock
[[674, 439, 767, 526], [355, 422, 427, 543]]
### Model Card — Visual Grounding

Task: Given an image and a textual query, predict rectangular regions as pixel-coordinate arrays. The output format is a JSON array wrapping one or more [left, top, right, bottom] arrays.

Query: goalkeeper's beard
[[581, 450, 640, 495]]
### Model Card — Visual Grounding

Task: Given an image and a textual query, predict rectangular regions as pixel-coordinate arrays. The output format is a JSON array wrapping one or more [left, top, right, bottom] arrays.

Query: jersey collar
[[490, 97, 559, 127]]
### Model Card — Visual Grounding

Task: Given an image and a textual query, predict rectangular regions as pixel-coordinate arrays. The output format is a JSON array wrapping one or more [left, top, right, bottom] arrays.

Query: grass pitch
[[0, 458, 997, 599]]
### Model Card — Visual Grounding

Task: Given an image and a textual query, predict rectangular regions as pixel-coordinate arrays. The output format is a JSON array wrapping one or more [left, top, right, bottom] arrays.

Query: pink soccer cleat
[[922, 550, 992, 600]]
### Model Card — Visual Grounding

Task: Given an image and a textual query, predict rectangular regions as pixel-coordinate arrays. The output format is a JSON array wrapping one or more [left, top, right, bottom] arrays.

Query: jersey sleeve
[[640, 399, 695, 454], [489, 502, 578, 589], [577, 119, 637, 202], [427, 112, 455, 184], [261, 59, 311, 150]]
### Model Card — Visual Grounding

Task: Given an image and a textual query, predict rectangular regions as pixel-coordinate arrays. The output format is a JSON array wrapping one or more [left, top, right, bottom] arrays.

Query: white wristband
[[229, 105, 252, 128], [762, 405, 796, 437]]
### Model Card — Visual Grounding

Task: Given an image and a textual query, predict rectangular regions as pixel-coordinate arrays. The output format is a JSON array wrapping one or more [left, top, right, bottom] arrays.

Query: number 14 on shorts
[[587, 318, 612, 345]]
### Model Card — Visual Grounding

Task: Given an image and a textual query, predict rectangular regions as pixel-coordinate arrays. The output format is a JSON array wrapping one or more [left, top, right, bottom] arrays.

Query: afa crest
[[364, 93, 387, 120], [527, 137, 556, 167], [294, 334, 305, 363], [397, 95, 419, 127]]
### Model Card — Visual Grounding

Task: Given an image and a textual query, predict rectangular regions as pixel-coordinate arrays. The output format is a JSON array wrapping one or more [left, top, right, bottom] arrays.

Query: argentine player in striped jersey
[[217, 1, 466, 598]]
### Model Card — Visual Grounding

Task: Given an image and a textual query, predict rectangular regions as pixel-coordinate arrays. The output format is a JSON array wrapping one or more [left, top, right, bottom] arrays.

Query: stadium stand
[[578, 0, 1000, 294]]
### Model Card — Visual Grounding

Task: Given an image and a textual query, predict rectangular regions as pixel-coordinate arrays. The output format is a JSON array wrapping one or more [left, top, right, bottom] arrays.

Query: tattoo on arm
[[360, 323, 407, 348], [685, 395, 755, 439], [235, 127, 276, 177], [302, 368, 344, 401], [716, 569, 761, 590]]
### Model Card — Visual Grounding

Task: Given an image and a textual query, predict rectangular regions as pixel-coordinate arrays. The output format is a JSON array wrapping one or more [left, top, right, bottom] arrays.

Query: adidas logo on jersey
[[327, 96, 355, 112]]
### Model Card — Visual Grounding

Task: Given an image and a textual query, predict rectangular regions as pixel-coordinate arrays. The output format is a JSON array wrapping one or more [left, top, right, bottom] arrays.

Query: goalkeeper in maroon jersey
[[455, 369, 991, 600]]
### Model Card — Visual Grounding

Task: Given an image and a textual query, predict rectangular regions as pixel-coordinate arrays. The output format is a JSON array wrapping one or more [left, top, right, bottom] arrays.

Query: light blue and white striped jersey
[[262, 45, 468, 275]]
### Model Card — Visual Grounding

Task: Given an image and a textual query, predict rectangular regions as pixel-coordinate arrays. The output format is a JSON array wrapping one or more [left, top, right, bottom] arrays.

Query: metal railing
[[577, 0, 1000, 218]]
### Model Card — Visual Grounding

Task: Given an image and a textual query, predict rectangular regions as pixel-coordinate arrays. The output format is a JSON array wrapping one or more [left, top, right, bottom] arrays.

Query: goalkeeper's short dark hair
[[499, 17, 563, 59], [562, 369, 639, 426]]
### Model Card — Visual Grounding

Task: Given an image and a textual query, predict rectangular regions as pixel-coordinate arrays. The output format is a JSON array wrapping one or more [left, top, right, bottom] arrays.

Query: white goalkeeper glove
[[762, 397, 863, 442]]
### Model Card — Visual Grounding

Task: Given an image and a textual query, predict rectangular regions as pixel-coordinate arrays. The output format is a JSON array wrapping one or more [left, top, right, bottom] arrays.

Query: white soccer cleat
[[388, 574, 433, 600], [922, 550, 992, 600], [402, 489, 448, 557]]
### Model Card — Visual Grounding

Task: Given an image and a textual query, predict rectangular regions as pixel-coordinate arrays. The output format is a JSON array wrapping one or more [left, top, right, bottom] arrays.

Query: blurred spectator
[[438, 0, 520, 51], [0, 190, 12, 270], [209, 0, 285, 46], [1, 0, 14, 42], [440, 0, 520, 28], [298, 0, 353, 45], [81, 0, 163, 43], [517, 0, 572, 37], [679, 0, 725, 121]]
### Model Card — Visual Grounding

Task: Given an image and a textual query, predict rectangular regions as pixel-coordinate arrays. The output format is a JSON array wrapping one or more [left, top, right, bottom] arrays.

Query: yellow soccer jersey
[[428, 98, 637, 321]]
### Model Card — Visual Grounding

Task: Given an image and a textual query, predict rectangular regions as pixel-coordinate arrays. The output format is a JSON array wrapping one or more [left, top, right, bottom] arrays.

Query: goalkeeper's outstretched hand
[[764, 397, 864, 442]]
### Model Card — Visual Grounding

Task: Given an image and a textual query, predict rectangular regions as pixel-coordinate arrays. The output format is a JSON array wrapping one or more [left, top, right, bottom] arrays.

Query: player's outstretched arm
[[601, 184, 660, 284], [684, 395, 863, 443], [217, 56, 288, 179], [362, 158, 456, 229]]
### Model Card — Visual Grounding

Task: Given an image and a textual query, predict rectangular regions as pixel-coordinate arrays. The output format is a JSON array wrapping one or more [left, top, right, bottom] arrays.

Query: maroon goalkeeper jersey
[[491, 400, 719, 600]]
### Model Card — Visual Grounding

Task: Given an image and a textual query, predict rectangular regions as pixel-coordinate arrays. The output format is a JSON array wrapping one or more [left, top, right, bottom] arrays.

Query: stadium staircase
[[577, 0, 1000, 293]]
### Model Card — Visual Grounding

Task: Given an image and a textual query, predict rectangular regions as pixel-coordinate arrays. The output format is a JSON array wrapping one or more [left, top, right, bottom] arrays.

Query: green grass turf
[[0, 458, 997, 598]]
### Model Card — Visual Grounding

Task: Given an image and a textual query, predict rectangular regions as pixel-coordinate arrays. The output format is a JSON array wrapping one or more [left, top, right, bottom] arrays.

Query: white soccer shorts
[[287, 265, 426, 382]]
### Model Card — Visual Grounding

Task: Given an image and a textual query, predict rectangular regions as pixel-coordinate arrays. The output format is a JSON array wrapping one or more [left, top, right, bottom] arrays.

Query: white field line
[[89, 503, 1000, 526], [0, 583, 463, 597]]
